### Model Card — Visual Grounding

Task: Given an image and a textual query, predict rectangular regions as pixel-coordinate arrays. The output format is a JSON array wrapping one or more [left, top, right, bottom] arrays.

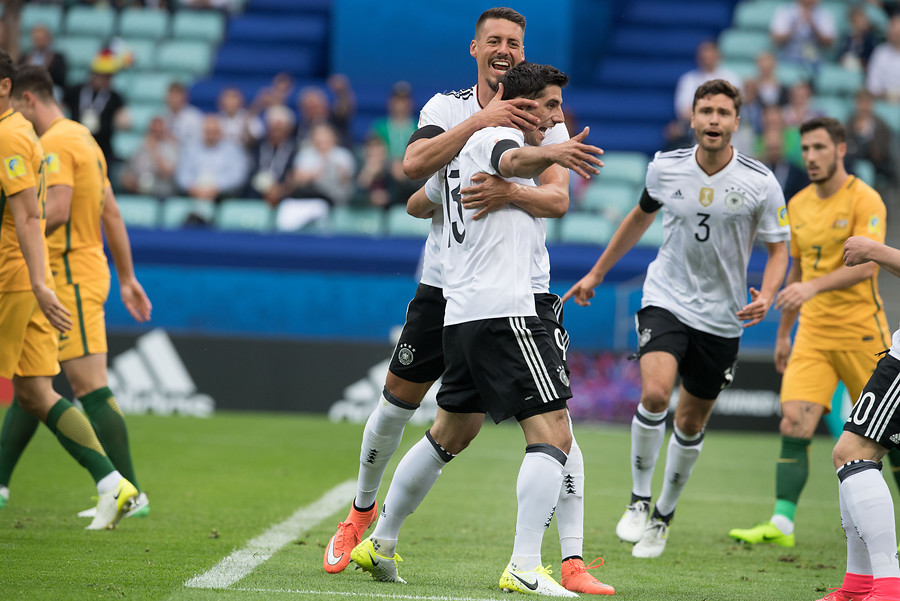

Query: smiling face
[[690, 93, 739, 152], [522, 85, 564, 146], [470, 18, 525, 93]]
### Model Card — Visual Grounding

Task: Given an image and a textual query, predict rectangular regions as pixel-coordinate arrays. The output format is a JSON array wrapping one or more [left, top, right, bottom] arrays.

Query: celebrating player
[[564, 79, 790, 558]]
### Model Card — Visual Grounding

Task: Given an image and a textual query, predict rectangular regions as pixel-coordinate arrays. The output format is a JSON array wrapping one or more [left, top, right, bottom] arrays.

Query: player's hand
[[478, 84, 541, 131], [120, 278, 152, 323], [562, 272, 603, 306], [33, 283, 72, 333], [774, 281, 814, 312], [737, 287, 771, 328], [548, 127, 604, 179], [774, 335, 792, 374], [460, 173, 514, 220], [843, 235, 877, 267]]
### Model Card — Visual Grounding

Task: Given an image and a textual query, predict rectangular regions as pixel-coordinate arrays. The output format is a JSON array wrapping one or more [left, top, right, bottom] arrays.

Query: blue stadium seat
[[112, 131, 144, 161], [385, 205, 431, 239], [559, 213, 616, 246], [610, 27, 712, 60], [216, 199, 275, 233], [721, 60, 757, 82], [54, 37, 104, 70], [637, 214, 665, 247], [597, 151, 650, 187], [330, 206, 385, 237], [718, 29, 772, 62], [213, 44, 320, 77], [733, 0, 782, 31], [161, 197, 212, 229], [815, 64, 864, 96], [120, 39, 157, 72], [123, 73, 177, 104], [116, 194, 161, 228], [64, 6, 116, 40], [582, 181, 639, 221], [227, 15, 327, 45], [874, 101, 900, 133], [775, 62, 810, 87], [157, 40, 214, 77], [119, 8, 169, 40], [811, 95, 853, 123], [21, 4, 63, 36], [852, 159, 876, 187], [172, 10, 226, 43]]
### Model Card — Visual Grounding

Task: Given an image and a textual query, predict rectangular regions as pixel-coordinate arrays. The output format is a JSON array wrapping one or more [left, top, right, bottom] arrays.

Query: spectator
[[355, 135, 394, 208], [757, 104, 804, 167], [63, 49, 127, 167], [370, 81, 420, 205], [163, 82, 204, 146], [246, 72, 294, 142], [867, 15, 900, 101], [245, 105, 298, 207], [781, 80, 823, 127], [19, 25, 67, 93], [295, 74, 355, 149], [770, 0, 837, 73], [739, 78, 766, 135], [291, 122, 356, 206], [846, 89, 896, 186], [217, 87, 250, 146], [751, 51, 789, 109], [839, 5, 880, 71], [176, 114, 248, 206], [120, 116, 179, 199], [758, 126, 809, 200], [673, 40, 740, 122]]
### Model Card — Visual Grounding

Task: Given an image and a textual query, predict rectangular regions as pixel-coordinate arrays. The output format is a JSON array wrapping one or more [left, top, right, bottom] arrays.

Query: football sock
[[631, 404, 667, 498], [45, 399, 115, 483], [371, 430, 449, 543], [96, 469, 125, 495], [511, 444, 566, 572], [0, 397, 39, 487], [772, 435, 810, 531], [839, 460, 900, 581], [557, 435, 585, 560], [839, 475, 873, 590], [655, 426, 704, 517], [80, 387, 140, 491], [356, 388, 417, 510]]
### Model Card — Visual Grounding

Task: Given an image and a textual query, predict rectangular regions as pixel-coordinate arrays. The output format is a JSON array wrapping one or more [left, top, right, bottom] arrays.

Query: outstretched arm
[[737, 240, 789, 327], [844, 235, 900, 279], [498, 127, 602, 181], [100, 186, 152, 322]]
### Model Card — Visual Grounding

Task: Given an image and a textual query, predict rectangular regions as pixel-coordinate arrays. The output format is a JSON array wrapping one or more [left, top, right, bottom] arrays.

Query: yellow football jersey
[[788, 176, 889, 350], [0, 108, 50, 292], [41, 118, 111, 285]]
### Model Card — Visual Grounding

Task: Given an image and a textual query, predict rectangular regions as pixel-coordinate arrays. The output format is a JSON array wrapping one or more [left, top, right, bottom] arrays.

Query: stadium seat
[[172, 10, 226, 43], [54, 37, 104, 70], [775, 62, 810, 87], [330, 206, 385, 237], [21, 3, 63, 36], [118, 8, 169, 40], [811, 95, 853, 123], [157, 40, 214, 77], [874, 101, 900, 133], [216, 199, 275, 233], [581, 181, 638, 221], [385, 205, 431, 238], [116, 195, 161, 229], [733, 0, 782, 31], [120, 39, 157, 72], [559, 213, 616, 246], [112, 131, 144, 161], [123, 72, 176, 103], [815, 64, 864, 97], [64, 6, 116, 40], [544, 218, 561, 244], [161, 197, 211, 229], [852, 159, 876, 187], [637, 214, 665, 247], [128, 103, 165, 134], [721, 60, 756, 82], [718, 29, 772, 62], [597, 151, 650, 187]]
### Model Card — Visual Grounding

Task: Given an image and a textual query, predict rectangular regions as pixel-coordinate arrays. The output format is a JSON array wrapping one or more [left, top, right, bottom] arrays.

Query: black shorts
[[634, 305, 740, 400], [388, 283, 446, 383], [534, 292, 570, 373], [844, 353, 900, 450], [437, 316, 572, 424]]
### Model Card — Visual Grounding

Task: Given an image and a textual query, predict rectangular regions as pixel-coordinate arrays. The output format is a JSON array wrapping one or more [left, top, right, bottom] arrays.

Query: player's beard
[[696, 128, 731, 153], [808, 151, 838, 184]]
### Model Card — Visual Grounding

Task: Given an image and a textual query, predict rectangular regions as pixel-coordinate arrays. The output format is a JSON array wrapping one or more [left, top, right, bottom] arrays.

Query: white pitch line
[[184, 480, 357, 590], [232, 588, 502, 601]]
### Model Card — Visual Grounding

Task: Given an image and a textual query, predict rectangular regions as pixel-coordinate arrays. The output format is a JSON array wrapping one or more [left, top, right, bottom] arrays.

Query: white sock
[[371, 433, 447, 544], [0, 486, 8, 501], [96, 470, 123, 495], [511, 444, 566, 572], [840, 462, 900, 580], [770, 514, 794, 536], [655, 426, 704, 517], [557, 429, 584, 560], [356, 391, 417, 509], [631, 404, 667, 498], [839, 478, 872, 577]]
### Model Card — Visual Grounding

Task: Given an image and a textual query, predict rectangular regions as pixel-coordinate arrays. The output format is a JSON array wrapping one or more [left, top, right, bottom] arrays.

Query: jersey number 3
[[695, 212, 711, 242]]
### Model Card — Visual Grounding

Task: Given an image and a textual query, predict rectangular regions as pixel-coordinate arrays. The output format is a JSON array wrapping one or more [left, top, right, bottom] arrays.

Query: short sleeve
[[41, 135, 76, 188], [851, 185, 887, 244], [0, 132, 37, 197], [541, 121, 570, 145], [756, 172, 791, 244], [464, 127, 522, 178], [424, 174, 442, 205], [417, 93, 454, 131], [643, 153, 663, 204]]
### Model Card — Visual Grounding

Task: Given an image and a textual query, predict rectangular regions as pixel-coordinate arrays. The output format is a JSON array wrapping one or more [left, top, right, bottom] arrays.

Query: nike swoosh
[[325, 538, 343, 566], [762, 534, 782, 541], [114, 490, 120, 500], [367, 551, 379, 567], [511, 572, 538, 591]]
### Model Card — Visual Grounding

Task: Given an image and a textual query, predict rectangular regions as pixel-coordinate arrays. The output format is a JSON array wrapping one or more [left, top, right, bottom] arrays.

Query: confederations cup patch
[[397, 343, 415, 366]]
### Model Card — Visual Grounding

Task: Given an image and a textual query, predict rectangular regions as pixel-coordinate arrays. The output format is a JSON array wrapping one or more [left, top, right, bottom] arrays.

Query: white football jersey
[[441, 126, 540, 326], [414, 84, 568, 291], [641, 146, 790, 338], [889, 325, 900, 362]]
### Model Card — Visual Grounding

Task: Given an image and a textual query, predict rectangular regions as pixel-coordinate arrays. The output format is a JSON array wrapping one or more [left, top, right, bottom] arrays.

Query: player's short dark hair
[[500, 62, 568, 101], [693, 79, 743, 116], [0, 49, 16, 88], [800, 116, 846, 144], [12, 65, 55, 101], [475, 7, 526, 37]]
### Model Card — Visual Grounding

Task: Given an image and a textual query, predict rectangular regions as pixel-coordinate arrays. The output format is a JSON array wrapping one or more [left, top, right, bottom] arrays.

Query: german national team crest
[[639, 328, 652, 348], [397, 343, 415, 366], [698, 187, 714, 207], [557, 366, 569, 387], [724, 190, 744, 212]]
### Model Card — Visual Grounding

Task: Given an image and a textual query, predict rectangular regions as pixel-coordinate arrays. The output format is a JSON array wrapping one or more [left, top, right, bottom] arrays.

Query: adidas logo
[[107, 329, 215, 418], [671, 189, 684, 199]]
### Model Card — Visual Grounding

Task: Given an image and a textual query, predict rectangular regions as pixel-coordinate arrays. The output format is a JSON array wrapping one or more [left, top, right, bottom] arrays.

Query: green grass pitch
[[0, 409, 895, 600]]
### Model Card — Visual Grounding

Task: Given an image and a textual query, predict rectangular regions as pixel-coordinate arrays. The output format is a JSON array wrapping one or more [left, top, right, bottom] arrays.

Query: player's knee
[[640, 387, 670, 413], [778, 413, 810, 438], [673, 414, 704, 437]]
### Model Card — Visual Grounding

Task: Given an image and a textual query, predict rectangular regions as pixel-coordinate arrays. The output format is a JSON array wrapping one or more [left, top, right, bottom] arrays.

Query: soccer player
[[818, 235, 900, 601], [729, 117, 893, 550], [564, 79, 791, 558], [325, 8, 611, 594], [0, 51, 137, 530], [0, 65, 152, 518], [351, 61, 603, 597]]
